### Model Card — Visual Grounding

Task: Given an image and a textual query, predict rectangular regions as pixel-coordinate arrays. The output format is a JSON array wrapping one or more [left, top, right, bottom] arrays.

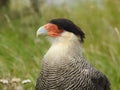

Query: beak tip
[[36, 30, 40, 37], [36, 26, 47, 37]]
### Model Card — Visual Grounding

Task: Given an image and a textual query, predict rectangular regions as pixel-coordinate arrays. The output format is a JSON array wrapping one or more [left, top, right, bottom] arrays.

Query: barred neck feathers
[[43, 31, 83, 65]]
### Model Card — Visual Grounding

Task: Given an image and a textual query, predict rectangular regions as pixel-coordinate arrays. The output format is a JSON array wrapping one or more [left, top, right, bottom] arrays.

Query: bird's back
[[35, 56, 110, 90]]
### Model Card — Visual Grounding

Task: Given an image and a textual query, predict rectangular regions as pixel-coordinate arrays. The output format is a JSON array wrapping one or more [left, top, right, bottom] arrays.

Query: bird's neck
[[43, 32, 83, 65]]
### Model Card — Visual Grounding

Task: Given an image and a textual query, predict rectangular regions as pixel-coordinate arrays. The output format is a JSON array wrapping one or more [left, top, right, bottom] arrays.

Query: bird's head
[[36, 18, 85, 44]]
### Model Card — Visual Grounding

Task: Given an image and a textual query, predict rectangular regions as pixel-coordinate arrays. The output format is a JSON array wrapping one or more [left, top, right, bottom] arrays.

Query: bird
[[36, 18, 110, 90]]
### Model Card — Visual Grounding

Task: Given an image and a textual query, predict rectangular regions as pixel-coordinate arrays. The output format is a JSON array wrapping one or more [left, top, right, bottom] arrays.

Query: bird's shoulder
[[90, 69, 110, 90], [71, 56, 110, 88]]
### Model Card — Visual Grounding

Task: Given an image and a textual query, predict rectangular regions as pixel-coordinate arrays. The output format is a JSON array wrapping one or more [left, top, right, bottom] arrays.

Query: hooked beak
[[36, 26, 47, 37]]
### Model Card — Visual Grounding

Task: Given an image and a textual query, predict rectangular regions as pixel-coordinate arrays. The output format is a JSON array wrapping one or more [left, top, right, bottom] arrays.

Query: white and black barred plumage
[[36, 18, 110, 90]]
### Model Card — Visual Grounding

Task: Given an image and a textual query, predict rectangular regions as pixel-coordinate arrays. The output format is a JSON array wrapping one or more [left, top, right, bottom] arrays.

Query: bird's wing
[[91, 70, 110, 90]]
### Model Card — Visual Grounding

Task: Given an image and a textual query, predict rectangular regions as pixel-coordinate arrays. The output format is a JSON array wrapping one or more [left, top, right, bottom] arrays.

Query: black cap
[[49, 18, 85, 42]]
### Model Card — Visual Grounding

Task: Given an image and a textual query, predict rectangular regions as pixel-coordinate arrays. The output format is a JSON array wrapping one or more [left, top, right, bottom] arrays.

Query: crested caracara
[[36, 18, 110, 90]]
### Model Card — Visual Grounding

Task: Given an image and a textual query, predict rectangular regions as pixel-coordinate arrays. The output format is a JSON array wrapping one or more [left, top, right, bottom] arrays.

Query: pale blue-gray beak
[[36, 26, 47, 37]]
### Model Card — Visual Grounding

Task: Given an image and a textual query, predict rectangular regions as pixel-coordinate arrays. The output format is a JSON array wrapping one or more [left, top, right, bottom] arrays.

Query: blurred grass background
[[0, 0, 120, 90]]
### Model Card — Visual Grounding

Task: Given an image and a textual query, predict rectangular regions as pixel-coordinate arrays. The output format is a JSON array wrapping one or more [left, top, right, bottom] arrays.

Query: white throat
[[43, 31, 83, 65]]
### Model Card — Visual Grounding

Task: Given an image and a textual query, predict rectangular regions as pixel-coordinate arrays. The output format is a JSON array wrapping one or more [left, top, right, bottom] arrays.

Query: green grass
[[0, 0, 120, 90]]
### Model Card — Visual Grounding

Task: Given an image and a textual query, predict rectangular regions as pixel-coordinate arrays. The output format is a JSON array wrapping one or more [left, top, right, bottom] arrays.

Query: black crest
[[49, 18, 85, 42]]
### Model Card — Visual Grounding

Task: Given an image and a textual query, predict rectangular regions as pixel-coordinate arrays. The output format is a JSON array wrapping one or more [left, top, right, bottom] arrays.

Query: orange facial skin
[[44, 23, 64, 37]]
